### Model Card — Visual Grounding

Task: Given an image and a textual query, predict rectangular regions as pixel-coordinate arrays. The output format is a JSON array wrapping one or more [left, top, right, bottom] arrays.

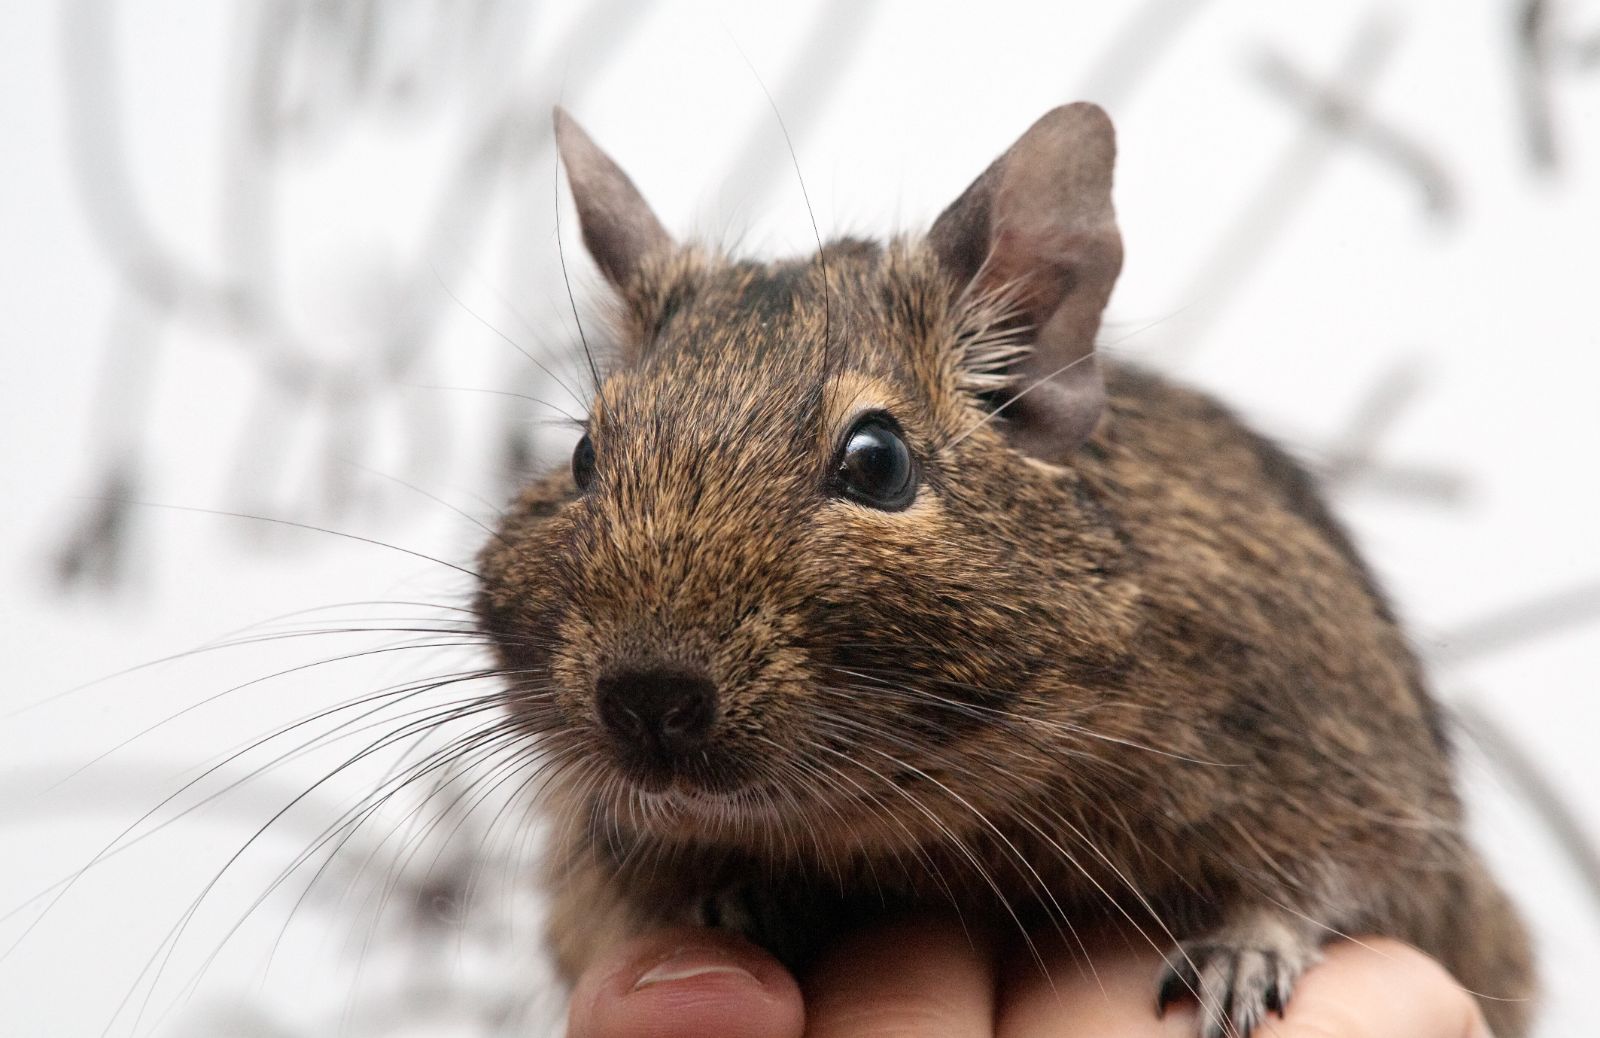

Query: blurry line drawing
[[55, 0, 519, 585], [1253, 45, 1458, 218], [1315, 362, 1468, 505], [51, 0, 653, 588], [1436, 581, 1600, 666], [1513, 0, 1600, 171], [1158, 14, 1402, 361], [1517, 0, 1561, 168]]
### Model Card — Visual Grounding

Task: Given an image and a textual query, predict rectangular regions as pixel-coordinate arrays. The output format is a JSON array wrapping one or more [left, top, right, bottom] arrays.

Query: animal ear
[[928, 103, 1122, 462], [553, 107, 674, 289]]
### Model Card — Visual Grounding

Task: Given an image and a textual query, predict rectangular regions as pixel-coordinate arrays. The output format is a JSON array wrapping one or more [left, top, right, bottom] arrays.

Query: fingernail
[[633, 946, 760, 991]]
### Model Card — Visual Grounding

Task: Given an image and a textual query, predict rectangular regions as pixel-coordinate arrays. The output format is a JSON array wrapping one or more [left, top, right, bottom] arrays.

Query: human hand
[[566, 914, 1494, 1038]]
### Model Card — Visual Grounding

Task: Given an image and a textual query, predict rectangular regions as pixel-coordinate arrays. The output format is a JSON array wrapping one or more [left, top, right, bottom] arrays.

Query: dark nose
[[595, 665, 718, 768]]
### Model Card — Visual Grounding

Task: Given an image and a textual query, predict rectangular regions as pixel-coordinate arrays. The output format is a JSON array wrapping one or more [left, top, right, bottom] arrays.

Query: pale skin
[[567, 915, 1495, 1038]]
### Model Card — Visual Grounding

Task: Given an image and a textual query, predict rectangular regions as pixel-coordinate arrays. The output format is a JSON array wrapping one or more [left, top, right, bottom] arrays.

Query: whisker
[[338, 459, 512, 548], [110, 690, 550, 1033], [82, 498, 496, 588], [3, 598, 488, 721], [426, 257, 590, 408]]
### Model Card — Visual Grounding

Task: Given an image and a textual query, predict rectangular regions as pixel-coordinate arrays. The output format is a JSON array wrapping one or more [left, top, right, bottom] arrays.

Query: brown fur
[[475, 122, 1534, 1036]]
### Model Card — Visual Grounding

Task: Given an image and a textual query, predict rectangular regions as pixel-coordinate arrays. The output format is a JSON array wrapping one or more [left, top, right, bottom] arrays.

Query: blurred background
[[2, 1, 1597, 1034]]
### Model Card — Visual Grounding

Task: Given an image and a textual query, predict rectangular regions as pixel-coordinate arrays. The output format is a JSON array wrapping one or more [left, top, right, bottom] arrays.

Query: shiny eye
[[572, 433, 597, 491], [832, 414, 917, 510]]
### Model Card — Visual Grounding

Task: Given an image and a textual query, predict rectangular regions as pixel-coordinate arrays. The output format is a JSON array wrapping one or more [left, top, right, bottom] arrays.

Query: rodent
[[473, 103, 1536, 1038]]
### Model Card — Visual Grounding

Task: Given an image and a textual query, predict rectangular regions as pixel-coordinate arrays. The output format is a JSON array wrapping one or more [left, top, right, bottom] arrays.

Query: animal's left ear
[[928, 103, 1122, 462], [553, 107, 674, 290]]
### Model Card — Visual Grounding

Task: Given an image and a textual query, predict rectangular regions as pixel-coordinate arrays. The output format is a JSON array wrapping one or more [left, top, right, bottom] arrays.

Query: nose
[[595, 664, 718, 769]]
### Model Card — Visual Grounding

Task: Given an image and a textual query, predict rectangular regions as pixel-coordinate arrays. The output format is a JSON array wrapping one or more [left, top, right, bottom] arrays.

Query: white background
[[2, 2, 1597, 1035]]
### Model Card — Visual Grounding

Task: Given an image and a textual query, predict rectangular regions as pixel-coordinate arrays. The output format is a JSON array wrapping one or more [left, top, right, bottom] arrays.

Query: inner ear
[[553, 107, 674, 290], [928, 103, 1122, 463]]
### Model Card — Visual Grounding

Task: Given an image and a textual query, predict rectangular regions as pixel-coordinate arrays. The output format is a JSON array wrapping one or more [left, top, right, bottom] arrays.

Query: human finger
[[567, 926, 805, 1038], [996, 932, 1492, 1038]]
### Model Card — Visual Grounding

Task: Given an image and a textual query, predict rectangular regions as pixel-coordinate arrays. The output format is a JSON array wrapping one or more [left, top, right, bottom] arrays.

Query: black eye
[[832, 414, 917, 510], [572, 433, 596, 491]]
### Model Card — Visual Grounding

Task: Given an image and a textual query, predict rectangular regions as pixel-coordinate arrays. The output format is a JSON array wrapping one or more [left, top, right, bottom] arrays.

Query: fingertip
[[567, 928, 803, 1038], [1278, 938, 1491, 1038]]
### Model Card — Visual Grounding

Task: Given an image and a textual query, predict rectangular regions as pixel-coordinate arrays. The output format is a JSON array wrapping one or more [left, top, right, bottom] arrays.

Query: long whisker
[[82, 499, 496, 588], [111, 686, 550, 1033], [551, 134, 601, 396], [3, 598, 488, 721], [47, 640, 494, 795], [723, 28, 833, 381], [339, 459, 511, 548], [426, 257, 589, 408], [3, 665, 520, 962]]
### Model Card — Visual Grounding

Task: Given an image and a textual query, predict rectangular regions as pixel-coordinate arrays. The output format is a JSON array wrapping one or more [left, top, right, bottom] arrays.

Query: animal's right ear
[[928, 103, 1122, 463], [553, 107, 674, 290]]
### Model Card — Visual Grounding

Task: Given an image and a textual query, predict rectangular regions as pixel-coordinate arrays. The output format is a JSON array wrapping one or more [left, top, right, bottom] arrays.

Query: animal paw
[[1156, 915, 1321, 1038]]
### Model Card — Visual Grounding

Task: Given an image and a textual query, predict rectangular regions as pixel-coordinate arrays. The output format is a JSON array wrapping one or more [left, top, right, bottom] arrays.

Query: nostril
[[657, 693, 717, 753], [659, 702, 703, 740], [595, 664, 718, 764], [607, 703, 648, 742]]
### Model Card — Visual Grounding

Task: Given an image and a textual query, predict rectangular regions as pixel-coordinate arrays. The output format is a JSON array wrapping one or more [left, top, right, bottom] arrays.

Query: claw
[[1156, 923, 1320, 1038], [1157, 959, 1198, 1016]]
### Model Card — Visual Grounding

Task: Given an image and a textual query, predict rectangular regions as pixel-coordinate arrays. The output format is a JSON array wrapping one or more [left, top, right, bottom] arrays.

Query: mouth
[[605, 740, 755, 797], [605, 777, 787, 838], [593, 754, 943, 861]]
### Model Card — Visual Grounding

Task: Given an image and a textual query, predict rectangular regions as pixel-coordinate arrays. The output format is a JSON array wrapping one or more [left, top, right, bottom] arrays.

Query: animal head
[[477, 104, 1140, 860]]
